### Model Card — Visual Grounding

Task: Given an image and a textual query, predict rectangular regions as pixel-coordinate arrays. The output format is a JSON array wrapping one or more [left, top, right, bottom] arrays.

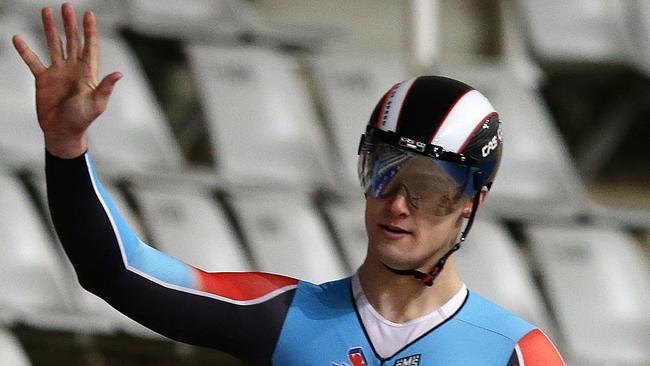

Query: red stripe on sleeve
[[194, 269, 298, 302], [517, 329, 565, 366]]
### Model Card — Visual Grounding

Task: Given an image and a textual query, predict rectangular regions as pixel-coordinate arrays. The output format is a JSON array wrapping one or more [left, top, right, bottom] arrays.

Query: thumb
[[92, 71, 122, 103]]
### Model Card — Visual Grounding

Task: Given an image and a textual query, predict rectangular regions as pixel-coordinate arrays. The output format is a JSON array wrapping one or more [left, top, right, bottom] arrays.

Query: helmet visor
[[358, 136, 472, 216]]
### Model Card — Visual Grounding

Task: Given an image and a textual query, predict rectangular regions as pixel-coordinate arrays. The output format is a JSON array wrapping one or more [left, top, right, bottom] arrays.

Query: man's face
[[364, 165, 469, 272]]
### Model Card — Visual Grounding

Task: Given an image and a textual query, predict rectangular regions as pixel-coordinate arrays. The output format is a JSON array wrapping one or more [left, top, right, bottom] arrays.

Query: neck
[[357, 256, 463, 323]]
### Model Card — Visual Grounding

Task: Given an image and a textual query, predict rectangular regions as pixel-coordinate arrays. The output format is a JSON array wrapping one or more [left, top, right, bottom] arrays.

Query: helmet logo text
[[481, 135, 499, 157], [398, 137, 426, 153]]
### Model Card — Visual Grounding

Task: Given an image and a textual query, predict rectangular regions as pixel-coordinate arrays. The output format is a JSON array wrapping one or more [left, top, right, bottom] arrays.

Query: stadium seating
[[87, 34, 185, 171], [187, 44, 332, 187], [123, 0, 244, 40], [528, 225, 650, 365], [515, 0, 632, 64], [310, 53, 410, 188], [0, 172, 74, 327], [454, 219, 558, 343], [319, 193, 368, 271], [626, 0, 650, 76], [0, 328, 31, 366], [133, 184, 253, 272], [227, 187, 347, 284], [0, 18, 45, 166]]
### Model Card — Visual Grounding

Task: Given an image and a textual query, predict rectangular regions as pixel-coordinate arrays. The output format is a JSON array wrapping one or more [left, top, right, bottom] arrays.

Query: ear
[[461, 186, 489, 219]]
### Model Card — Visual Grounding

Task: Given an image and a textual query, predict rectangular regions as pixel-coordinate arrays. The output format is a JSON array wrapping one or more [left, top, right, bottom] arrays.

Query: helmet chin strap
[[383, 191, 482, 287]]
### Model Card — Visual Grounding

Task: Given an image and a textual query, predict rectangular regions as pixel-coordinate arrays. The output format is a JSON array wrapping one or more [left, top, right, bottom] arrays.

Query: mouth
[[380, 224, 412, 237]]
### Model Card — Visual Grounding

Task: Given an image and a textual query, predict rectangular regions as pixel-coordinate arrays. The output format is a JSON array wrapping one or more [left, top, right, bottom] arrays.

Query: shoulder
[[295, 277, 352, 300], [455, 291, 537, 342], [455, 291, 565, 365], [293, 277, 353, 307], [508, 328, 565, 365]]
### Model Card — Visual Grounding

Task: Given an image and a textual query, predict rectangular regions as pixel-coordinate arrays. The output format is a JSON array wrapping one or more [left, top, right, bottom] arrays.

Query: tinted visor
[[358, 135, 474, 216]]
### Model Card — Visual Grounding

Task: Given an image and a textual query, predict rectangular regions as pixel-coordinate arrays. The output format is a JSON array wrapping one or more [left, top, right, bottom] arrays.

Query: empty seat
[[133, 184, 252, 272], [124, 0, 245, 40], [0, 19, 45, 165], [0, 328, 31, 366], [438, 60, 589, 219], [454, 219, 557, 341], [88, 34, 184, 171], [528, 225, 650, 365], [310, 54, 409, 188], [626, 0, 650, 76], [516, 0, 632, 63], [0, 172, 74, 325], [319, 194, 368, 270], [228, 188, 347, 284], [187, 45, 331, 186]]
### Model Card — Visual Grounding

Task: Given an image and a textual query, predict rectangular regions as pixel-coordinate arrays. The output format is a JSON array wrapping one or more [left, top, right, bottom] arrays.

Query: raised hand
[[12, 2, 121, 158]]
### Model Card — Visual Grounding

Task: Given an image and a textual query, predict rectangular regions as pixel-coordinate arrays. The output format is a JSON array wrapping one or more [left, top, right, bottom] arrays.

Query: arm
[[16, 3, 296, 363], [507, 329, 565, 366], [46, 149, 297, 364]]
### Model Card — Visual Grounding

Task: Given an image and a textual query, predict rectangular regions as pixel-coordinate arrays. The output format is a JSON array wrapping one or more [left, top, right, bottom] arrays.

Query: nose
[[387, 188, 411, 216]]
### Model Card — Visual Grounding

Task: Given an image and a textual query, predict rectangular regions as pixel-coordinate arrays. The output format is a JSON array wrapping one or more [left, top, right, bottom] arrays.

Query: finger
[[82, 11, 99, 76], [62, 3, 81, 59], [41, 7, 63, 64], [12, 35, 47, 75], [92, 72, 122, 103]]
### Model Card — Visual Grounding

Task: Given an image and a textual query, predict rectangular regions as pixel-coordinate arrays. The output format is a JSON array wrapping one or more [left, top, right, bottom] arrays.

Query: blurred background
[[0, 0, 649, 365]]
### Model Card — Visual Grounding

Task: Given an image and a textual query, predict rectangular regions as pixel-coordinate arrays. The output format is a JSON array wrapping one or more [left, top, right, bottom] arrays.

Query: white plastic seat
[[0, 19, 45, 165], [516, 0, 632, 63], [134, 185, 252, 272], [438, 60, 588, 220], [228, 188, 347, 284], [319, 194, 368, 271], [0, 172, 74, 325], [0, 328, 31, 366], [88, 35, 184, 171], [187, 45, 331, 186], [310, 54, 409, 188], [454, 219, 557, 340], [124, 0, 245, 40], [528, 225, 650, 365]]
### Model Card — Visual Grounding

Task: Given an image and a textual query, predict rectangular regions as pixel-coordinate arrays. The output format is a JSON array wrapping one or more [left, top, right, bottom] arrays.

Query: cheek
[[415, 212, 464, 246]]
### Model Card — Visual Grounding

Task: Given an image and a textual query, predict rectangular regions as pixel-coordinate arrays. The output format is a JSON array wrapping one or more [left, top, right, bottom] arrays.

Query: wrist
[[44, 132, 88, 159]]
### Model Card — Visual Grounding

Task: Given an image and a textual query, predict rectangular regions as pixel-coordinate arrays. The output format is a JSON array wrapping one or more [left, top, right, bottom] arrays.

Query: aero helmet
[[358, 76, 503, 286]]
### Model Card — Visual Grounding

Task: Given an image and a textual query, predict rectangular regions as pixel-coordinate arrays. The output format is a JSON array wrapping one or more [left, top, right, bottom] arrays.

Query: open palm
[[12, 3, 121, 157]]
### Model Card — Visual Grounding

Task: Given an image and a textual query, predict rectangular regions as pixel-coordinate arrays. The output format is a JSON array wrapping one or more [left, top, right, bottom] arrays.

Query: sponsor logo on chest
[[331, 347, 368, 366], [394, 354, 421, 366]]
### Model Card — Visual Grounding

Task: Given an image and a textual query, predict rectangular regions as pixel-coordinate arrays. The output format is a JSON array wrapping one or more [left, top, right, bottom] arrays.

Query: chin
[[369, 239, 427, 270]]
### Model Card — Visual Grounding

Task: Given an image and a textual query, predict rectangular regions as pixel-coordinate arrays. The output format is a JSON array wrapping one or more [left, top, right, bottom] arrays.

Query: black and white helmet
[[358, 75, 504, 286], [363, 75, 502, 198]]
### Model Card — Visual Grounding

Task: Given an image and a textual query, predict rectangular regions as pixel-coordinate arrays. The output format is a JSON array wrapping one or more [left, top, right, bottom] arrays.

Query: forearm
[[46, 149, 126, 292]]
